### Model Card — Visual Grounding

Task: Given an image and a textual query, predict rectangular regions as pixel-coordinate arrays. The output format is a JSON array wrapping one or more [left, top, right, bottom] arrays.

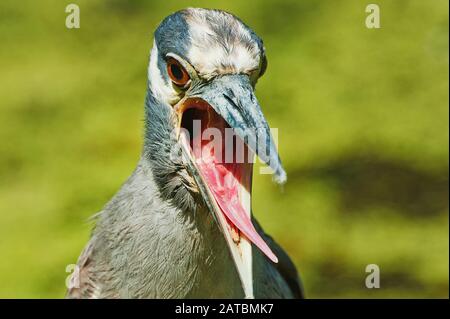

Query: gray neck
[[91, 92, 243, 298], [142, 90, 198, 213]]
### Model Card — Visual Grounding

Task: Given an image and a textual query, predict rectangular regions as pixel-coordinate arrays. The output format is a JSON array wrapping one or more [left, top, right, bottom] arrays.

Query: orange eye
[[167, 58, 190, 87]]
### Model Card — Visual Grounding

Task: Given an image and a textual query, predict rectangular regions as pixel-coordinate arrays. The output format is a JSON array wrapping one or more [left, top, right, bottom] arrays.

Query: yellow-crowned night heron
[[67, 8, 303, 299]]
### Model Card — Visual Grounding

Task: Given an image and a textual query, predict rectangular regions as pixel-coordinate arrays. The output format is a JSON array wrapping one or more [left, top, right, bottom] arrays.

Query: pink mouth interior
[[181, 102, 278, 263]]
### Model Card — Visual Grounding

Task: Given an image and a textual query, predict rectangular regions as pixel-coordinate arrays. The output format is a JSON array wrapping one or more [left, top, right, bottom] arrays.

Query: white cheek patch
[[148, 41, 179, 105]]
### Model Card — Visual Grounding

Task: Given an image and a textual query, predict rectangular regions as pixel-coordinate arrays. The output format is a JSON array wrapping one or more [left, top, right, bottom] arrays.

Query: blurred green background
[[0, 0, 448, 298]]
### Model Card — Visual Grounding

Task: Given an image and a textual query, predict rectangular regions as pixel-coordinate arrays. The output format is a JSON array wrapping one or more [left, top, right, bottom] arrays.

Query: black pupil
[[170, 64, 183, 81]]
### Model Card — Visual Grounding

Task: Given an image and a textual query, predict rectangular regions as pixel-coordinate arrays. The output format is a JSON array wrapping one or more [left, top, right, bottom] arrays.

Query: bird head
[[143, 8, 286, 298]]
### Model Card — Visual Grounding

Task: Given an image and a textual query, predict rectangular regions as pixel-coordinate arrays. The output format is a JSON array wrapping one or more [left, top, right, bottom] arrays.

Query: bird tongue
[[190, 108, 278, 263], [197, 159, 278, 263]]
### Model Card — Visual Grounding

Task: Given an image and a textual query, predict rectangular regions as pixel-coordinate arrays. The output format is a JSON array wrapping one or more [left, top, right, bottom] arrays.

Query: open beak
[[175, 74, 286, 298]]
